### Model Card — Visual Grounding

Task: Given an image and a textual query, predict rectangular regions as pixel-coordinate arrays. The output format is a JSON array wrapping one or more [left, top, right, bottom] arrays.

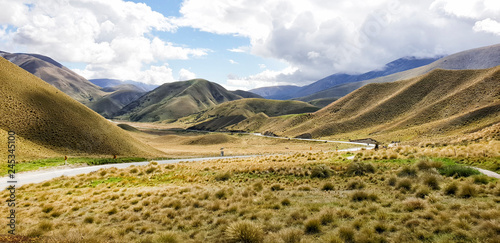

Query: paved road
[[0, 155, 255, 189]]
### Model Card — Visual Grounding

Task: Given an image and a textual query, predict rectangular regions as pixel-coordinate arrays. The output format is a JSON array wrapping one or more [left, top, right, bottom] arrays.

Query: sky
[[1, 0, 500, 91]]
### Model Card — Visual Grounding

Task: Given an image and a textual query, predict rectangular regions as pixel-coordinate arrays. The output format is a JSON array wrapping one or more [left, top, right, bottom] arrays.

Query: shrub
[[310, 165, 333, 179], [397, 166, 417, 177], [458, 184, 477, 198], [226, 221, 264, 243], [396, 178, 412, 191], [304, 218, 321, 234], [270, 184, 284, 191], [346, 162, 376, 176], [444, 182, 458, 195], [322, 182, 335, 191], [215, 172, 232, 181], [438, 165, 480, 178]]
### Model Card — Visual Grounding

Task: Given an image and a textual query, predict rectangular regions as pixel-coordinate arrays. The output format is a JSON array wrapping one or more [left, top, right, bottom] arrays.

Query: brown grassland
[[1, 140, 499, 242]]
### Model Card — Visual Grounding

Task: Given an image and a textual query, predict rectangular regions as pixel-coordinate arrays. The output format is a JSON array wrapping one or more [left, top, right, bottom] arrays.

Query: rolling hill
[[250, 56, 439, 100], [0, 51, 105, 104], [183, 98, 320, 131], [0, 56, 162, 158], [88, 84, 147, 118], [230, 66, 500, 143], [89, 78, 159, 92], [115, 79, 246, 122], [299, 43, 500, 102]]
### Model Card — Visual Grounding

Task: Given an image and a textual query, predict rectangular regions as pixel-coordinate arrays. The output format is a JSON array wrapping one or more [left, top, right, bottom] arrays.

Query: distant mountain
[[232, 66, 500, 142], [184, 98, 319, 131], [90, 78, 159, 92], [115, 79, 245, 122], [231, 90, 263, 99], [250, 57, 440, 100], [0, 57, 161, 157], [300, 43, 500, 101], [249, 85, 301, 100], [89, 84, 147, 118], [0, 51, 105, 104]]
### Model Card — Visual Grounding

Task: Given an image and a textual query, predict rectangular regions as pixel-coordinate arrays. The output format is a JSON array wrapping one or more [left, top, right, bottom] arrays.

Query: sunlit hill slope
[[231, 67, 500, 142], [0, 57, 162, 158]]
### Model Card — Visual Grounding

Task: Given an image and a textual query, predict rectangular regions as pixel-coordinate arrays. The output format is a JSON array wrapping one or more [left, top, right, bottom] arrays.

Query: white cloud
[[473, 18, 500, 35], [0, 0, 207, 84], [227, 47, 248, 53], [229, 59, 238, 64], [178, 68, 197, 80], [178, 0, 500, 86], [226, 65, 299, 90], [258, 64, 266, 69]]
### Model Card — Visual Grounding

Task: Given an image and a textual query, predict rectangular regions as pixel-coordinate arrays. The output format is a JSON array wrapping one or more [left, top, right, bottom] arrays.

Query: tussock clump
[[226, 221, 264, 243], [397, 166, 417, 177], [422, 174, 440, 190], [215, 171, 232, 181], [387, 176, 397, 186], [473, 174, 490, 184], [403, 197, 426, 211], [396, 178, 413, 191], [345, 162, 376, 176], [322, 182, 335, 191], [153, 231, 179, 243], [270, 184, 284, 191], [416, 159, 442, 171], [347, 180, 365, 190], [351, 190, 378, 202], [304, 218, 321, 234], [444, 182, 459, 195], [415, 187, 430, 198], [338, 226, 355, 242], [277, 228, 303, 243], [458, 184, 477, 198], [310, 165, 333, 178]]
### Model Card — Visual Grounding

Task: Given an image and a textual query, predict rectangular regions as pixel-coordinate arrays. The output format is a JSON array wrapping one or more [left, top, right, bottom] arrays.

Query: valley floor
[[1, 141, 499, 243]]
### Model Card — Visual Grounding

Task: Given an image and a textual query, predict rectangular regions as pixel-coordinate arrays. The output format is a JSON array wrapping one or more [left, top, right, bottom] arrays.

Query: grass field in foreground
[[1, 142, 499, 242]]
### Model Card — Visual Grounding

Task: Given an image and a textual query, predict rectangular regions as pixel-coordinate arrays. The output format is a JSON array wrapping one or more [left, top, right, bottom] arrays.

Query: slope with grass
[[181, 98, 320, 131], [232, 66, 500, 143], [0, 57, 162, 158], [299, 43, 500, 101], [89, 84, 147, 118], [115, 79, 246, 122], [0, 51, 105, 104]]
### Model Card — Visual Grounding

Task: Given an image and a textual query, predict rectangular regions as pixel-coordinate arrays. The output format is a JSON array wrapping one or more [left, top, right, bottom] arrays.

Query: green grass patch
[[90, 177, 123, 187], [438, 165, 480, 178]]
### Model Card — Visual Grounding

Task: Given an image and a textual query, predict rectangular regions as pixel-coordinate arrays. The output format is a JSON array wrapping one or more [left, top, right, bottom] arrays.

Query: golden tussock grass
[[1, 144, 498, 242]]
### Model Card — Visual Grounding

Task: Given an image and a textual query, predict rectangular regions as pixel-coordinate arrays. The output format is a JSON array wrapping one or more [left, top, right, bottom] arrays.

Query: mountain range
[[250, 56, 441, 100], [232, 66, 500, 142]]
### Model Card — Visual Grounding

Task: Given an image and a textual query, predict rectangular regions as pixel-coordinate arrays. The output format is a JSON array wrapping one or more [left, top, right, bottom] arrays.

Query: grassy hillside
[[232, 67, 500, 143], [116, 79, 243, 122], [0, 51, 105, 104], [181, 98, 320, 131], [299, 43, 500, 101], [89, 85, 146, 118], [0, 57, 162, 158]]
